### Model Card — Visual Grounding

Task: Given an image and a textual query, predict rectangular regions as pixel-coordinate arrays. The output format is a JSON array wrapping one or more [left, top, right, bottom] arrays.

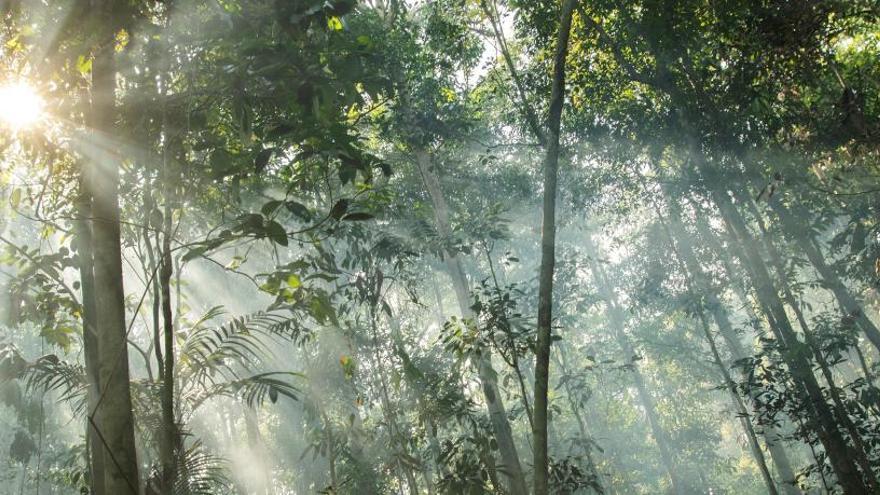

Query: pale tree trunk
[[770, 200, 880, 353], [641, 189, 779, 494], [369, 307, 419, 494], [552, 345, 605, 489], [533, 2, 578, 492], [742, 196, 878, 491], [658, 193, 801, 494], [703, 312, 778, 494], [414, 150, 528, 495], [485, 248, 534, 429], [583, 235, 686, 495], [587, 11, 865, 486], [89, 34, 140, 494], [243, 407, 275, 495], [711, 190, 869, 494], [695, 213, 831, 493]]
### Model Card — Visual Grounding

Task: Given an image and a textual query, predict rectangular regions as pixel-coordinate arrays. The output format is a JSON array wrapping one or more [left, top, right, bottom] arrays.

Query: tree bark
[[414, 150, 528, 495], [642, 188, 779, 494], [742, 197, 878, 491], [244, 407, 275, 495], [76, 169, 106, 495], [89, 37, 140, 494], [553, 345, 605, 490], [159, 194, 176, 491], [533, 2, 578, 492]]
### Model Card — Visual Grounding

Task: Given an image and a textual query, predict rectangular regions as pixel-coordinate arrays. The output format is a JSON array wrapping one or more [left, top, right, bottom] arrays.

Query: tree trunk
[[660, 194, 801, 494], [533, 2, 577, 492], [743, 197, 878, 491], [370, 307, 420, 494], [414, 150, 528, 495], [244, 407, 275, 495], [704, 312, 779, 495], [159, 195, 176, 491], [642, 190, 779, 494], [141, 185, 163, 380], [76, 169, 106, 495], [711, 189, 869, 494], [770, 200, 880, 353], [583, 235, 687, 495], [553, 345, 605, 490], [89, 38, 140, 494]]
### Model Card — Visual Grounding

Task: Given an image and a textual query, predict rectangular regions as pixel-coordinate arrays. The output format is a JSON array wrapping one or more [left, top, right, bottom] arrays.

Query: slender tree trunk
[[743, 198, 879, 491], [486, 248, 534, 429], [142, 186, 163, 380], [711, 189, 869, 494], [533, 3, 577, 492], [770, 200, 880, 353], [89, 36, 140, 494], [369, 306, 419, 494], [642, 190, 779, 494], [159, 194, 176, 491], [553, 345, 605, 489], [583, 235, 686, 495], [76, 169, 106, 495], [424, 418, 444, 494], [244, 407, 275, 495], [659, 194, 801, 494], [599, 11, 865, 483], [696, 214, 830, 493], [329, 442, 338, 494], [414, 150, 528, 495], [705, 313, 779, 494], [709, 297, 801, 494]]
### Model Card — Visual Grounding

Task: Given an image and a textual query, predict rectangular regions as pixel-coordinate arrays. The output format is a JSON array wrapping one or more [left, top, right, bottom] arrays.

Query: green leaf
[[9, 188, 21, 208], [255, 148, 273, 173], [261, 200, 283, 217], [341, 212, 374, 221], [327, 16, 343, 31], [266, 220, 288, 246], [309, 294, 336, 325], [210, 149, 235, 179], [182, 246, 209, 262], [76, 55, 92, 76], [285, 201, 312, 221], [329, 199, 349, 220]]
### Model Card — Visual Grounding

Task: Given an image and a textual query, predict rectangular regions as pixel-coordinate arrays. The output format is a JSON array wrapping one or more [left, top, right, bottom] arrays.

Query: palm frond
[[1, 344, 86, 415], [179, 311, 298, 378], [191, 371, 301, 410], [24, 354, 87, 412], [172, 440, 232, 495]]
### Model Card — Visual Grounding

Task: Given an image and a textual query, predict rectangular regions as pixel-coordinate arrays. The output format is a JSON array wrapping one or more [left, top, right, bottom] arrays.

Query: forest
[[0, 0, 879, 494]]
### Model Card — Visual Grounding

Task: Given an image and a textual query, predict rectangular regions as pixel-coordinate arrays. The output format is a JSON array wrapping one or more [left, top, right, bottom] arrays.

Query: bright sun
[[0, 82, 44, 129]]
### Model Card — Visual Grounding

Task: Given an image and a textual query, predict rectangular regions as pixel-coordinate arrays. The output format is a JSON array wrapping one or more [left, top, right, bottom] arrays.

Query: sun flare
[[0, 81, 44, 129]]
